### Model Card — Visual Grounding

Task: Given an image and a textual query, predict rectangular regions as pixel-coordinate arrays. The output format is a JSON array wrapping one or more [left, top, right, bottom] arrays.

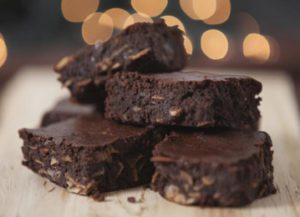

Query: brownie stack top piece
[[20, 115, 165, 196], [152, 130, 275, 206], [105, 70, 262, 129], [54, 19, 187, 104]]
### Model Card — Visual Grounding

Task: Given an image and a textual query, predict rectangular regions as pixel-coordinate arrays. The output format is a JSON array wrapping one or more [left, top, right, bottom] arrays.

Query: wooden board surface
[[0, 67, 300, 217]]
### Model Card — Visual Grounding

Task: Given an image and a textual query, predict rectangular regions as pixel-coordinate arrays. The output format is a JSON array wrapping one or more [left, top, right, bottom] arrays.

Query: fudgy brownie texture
[[19, 115, 165, 197], [41, 98, 96, 127], [151, 130, 276, 206], [54, 19, 187, 104], [105, 70, 262, 129]]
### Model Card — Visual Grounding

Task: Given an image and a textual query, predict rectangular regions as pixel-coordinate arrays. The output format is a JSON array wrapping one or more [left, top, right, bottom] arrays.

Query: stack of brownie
[[19, 20, 276, 206]]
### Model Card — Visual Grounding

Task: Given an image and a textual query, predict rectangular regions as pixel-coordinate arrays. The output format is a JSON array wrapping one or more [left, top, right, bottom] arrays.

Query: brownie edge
[[151, 130, 276, 206], [54, 19, 187, 104], [105, 71, 262, 129], [20, 116, 166, 197]]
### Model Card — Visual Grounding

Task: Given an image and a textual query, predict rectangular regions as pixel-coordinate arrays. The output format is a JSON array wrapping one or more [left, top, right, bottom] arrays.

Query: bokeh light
[[105, 8, 130, 29], [179, 0, 199, 20], [123, 13, 153, 29], [203, 0, 231, 25], [62, 0, 100, 23], [131, 0, 168, 17], [243, 33, 271, 63], [200, 29, 229, 60], [82, 12, 114, 45], [267, 36, 280, 62], [237, 13, 260, 35], [0, 34, 7, 68], [161, 15, 186, 33], [183, 35, 193, 55], [193, 0, 217, 20]]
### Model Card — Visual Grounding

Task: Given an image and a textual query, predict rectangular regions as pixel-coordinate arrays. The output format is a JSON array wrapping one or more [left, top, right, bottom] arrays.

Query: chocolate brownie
[[151, 130, 276, 206], [105, 70, 262, 129], [54, 19, 187, 103], [19, 115, 165, 197], [41, 98, 96, 126]]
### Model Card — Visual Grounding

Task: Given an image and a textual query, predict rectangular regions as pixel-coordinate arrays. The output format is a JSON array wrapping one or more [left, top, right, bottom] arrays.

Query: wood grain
[[0, 67, 299, 217]]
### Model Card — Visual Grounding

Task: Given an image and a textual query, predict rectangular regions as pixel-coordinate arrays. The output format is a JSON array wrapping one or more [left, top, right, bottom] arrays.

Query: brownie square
[[41, 98, 96, 126], [151, 130, 276, 206], [19, 115, 165, 197], [105, 70, 262, 129], [54, 19, 187, 104]]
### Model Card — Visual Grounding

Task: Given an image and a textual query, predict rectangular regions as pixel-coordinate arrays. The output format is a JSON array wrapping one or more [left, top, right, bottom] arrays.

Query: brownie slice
[[151, 130, 276, 206], [19, 115, 165, 197], [54, 19, 187, 104], [105, 70, 262, 129], [41, 98, 96, 126]]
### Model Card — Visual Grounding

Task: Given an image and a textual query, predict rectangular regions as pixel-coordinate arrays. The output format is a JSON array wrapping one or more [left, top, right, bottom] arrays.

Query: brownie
[[41, 98, 96, 126], [19, 115, 165, 197], [151, 130, 276, 206], [105, 70, 262, 129], [54, 19, 187, 104]]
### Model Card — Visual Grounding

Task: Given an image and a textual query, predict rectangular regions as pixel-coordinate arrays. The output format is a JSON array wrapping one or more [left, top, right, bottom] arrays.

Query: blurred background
[[0, 0, 300, 105]]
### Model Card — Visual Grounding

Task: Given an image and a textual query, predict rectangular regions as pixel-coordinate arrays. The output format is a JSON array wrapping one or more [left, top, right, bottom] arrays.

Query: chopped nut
[[55, 56, 73, 71], [169, 106, 183, 117], [151, 156, 175, 163], [46, 169, 61, 180], [65, 174, 94, 195], [38, 169, 47, 175], [151, 95, 165, 101], [63, 80, 73, 87], [92, 168, 105, 177], [111, 62, 121, 70], [28, 145, 38, 150], [77, 79, 92, 87], [132, 106, 141, 112], [164, 185, 189, 204], [179, 171, 193, 185], [40, 147, 49, 155], [201, 176, 215, 186], [50, 157, 58, 166], [128, 48, 151, 61], [33, 158, 44, 165], [62, 155, 72, 162], [155, 118, 163, 123]]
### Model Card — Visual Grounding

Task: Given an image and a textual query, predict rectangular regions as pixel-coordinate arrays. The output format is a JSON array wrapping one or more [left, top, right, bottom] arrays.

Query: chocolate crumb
[[127, 197, 137, 203]]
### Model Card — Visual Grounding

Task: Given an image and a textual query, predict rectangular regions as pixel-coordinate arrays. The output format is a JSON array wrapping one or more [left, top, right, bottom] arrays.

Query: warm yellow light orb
[[61, 0, 100, 23], [161, 15, 186, 33], [123, 13, 153, 29], [183, 35, 193, 55], [203, 0, 231, 25], [179, 0, 199, 20], [200, 29, 229, 60], [0, 34, 7, 68], [105, 8, 130, 30], [193, 0, 217, 20], [131, 0, 168, 17], [243, 33, 271, 63], [82, 12, 114, 45]]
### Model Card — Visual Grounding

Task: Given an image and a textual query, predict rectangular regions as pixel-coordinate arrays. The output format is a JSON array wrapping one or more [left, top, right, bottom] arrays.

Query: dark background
[[0, 0, 300, 104]]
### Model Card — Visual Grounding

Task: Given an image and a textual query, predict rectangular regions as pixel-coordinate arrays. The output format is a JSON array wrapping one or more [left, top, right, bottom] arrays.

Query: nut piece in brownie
[[54, 19, 187, 103], [19, 115, 165, 197], [105, 70, 262, 129], [41, 98, 96, 127], [151, 130, 276, 206]]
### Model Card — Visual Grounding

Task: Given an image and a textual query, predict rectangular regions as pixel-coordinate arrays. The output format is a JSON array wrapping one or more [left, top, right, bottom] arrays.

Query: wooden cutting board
[[0, 67, 299, 217]]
